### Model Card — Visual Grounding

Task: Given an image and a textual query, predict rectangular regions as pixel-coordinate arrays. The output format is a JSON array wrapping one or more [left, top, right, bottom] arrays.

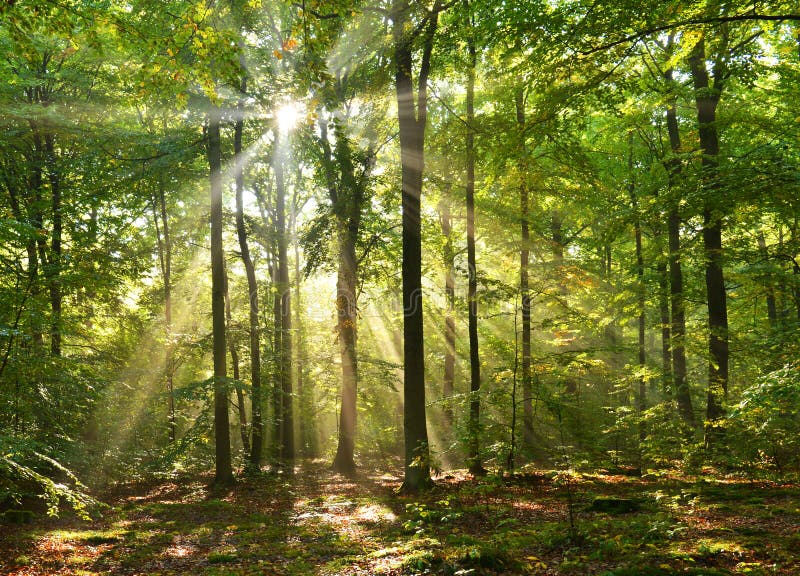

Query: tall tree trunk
[[516, 88, 534, 454], [552, 211, 564, 285], [207, 108, 233, 485], [657, 256, 671, 394], [552, 211, 578, 395], [438, 189, 455, 428], [293, 200, 314, 458], [159, 182, 175, 443], [233, 80, 263, 467], [250, 180, 282, 460], [43, 133, 62, 357], [689, 37, 729, 446], [224, 264, 251, 455], [152, 179, 175, 443], [271, 250, 282, 460], [332, 221, 359, 474], [664, 69, 694, 429], [793, 224, 800, 321], [629, 134, 646, 439], [275, 128, 294, 465], [757, 232, 778, 326], [464, 31, 484, 476], [393, 0, 439, 492], [331, 127, 364, 476]]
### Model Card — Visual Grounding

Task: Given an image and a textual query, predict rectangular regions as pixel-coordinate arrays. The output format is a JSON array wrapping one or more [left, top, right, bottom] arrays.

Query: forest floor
[[0, 461, 798, 576]]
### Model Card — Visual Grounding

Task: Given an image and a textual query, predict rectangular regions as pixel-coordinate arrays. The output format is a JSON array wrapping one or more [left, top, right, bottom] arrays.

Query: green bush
[[729, 362, 800, 473], [0, 433, 97, 519]]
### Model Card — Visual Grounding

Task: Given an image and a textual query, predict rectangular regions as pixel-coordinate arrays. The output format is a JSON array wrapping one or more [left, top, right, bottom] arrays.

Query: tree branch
[[581, 12, 800, 55]]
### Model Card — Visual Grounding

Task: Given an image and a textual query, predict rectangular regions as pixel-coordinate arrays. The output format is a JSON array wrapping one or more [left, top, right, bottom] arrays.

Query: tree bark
[[223, 263, 250, 455], [438, 188, 455, 429], [465, 31, 485, 477], [793, 225, 800, 321], [274, 128, 294, 465], [629, 134, 646, 440], [43, 132, 62, 357], [516, 88, 534, 454], [689, 37, 729, 446], [233, 79, 263, 467], [331, 127, 362, 476], [207, 108, 234, 485], [757, 232, 778, 326], [271, 250, 282, 460], [656, 253, 672, 395], [393, 0, 438, 492], [293, 197, 315, 458], [152, 179, 175, 443], [664, 68, 695, 429]]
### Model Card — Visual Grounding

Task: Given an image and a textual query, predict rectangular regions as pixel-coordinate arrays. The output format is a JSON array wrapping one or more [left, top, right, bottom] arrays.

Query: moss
[[207, 551, 238, 563]]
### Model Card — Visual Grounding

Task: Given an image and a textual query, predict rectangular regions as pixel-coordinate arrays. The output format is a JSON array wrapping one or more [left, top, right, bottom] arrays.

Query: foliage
[[729, 362, 800, 473], [0, 0, 799, 528], [0, 433, 97, 519]]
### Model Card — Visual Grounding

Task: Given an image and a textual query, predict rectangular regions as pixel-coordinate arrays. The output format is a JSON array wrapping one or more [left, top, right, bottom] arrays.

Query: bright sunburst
[[276, 101, 302, 133]]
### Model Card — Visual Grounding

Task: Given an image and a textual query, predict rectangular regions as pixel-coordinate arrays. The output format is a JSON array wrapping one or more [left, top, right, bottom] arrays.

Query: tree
[[392, 0, 443, 492], [438, 186, 456, 428], [688, 34, 729, 446], [207, 107, 234, 485], [232, 56, 264, 468], [274, 125, 294, 465], [464, 17, 485, 476], [663, 62, 695, 429]]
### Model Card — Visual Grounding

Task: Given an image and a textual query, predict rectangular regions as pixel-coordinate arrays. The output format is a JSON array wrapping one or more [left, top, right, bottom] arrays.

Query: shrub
[[729, 362, 800, 473]]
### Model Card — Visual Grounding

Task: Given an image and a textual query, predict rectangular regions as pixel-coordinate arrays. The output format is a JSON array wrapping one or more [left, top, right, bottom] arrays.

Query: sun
[[276, 101, 302, 133]]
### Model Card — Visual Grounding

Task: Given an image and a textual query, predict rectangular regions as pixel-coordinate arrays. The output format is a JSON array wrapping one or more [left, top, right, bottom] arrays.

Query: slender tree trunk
[[31, 128, 52, 319], [757, 232, 778, 326], [293, 201, 314, 458], [689, 37, 729, 446], [657, 257, 671, 394], [224, 264, 250, 455], [233, 81, 263, 467], [552, 212, 578, 395], [516, 88, 534, 454], [250, 181, 282, 460], [664, 70, 694, 428], [332, 223, 359, 475], [629, 134, 646, 439], [207, 108, 233, 485], [152, 180, 175, 443], [271, 253, 282, 460], [331, 127, 364, 475], [393, 0, 438, 491], [159, 182, 175, 443], [793, 224, 800, 321], [43, 133, 61, 357], [464, 31, 484, 476], [275, 129, 294, 465], [438, 189, 456, 428]]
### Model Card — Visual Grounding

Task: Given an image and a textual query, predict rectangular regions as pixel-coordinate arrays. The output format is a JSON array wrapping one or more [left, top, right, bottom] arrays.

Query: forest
[[1, 0, 799, 574]]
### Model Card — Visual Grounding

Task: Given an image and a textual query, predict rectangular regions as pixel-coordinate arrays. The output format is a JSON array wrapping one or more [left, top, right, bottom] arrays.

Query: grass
[[0, 462, 798, 575]]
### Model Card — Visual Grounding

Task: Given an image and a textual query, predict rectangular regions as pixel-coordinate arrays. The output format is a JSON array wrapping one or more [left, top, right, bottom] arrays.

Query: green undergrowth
[[0, 464, 797, 575]]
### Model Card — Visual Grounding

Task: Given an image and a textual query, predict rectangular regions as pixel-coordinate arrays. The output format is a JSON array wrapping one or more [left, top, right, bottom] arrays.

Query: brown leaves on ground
[[1, 463, 798, 575]]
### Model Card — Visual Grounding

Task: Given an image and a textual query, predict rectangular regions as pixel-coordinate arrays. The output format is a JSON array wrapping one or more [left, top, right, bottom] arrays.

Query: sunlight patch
[[355, 503, 396, 523]]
